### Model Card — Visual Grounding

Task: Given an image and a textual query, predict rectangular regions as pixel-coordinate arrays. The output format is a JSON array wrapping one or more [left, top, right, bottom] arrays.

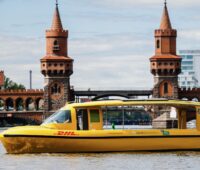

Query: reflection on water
[[1, 147, 200, 170], [1, 128, 200, 170]]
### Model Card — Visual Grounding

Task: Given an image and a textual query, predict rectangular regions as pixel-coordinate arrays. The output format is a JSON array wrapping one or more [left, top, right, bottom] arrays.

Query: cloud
[[1, 0, 200, 91], [179, 30, 200, 40], [0, 35, 44, 89], [72, 53, 153, 90], [87, 0, 200, 8], [0, 33, 154, 90], [178, 30, 200, 49], [69, 34, 154, 89]]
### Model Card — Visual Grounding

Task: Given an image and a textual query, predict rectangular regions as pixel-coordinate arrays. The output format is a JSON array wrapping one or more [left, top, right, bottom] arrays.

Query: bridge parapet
[[0, 89, 44, 94], [178, 88, 200, 101], [0, 89, 44, 113], [74, 90, 153, 101]]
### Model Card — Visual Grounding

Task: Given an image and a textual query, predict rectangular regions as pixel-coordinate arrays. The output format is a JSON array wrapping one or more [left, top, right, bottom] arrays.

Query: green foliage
[[3, 76, 25, 90]]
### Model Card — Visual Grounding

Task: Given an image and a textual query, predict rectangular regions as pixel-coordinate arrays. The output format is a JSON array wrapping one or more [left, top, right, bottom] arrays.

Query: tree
[[3, 77, 25, 90]]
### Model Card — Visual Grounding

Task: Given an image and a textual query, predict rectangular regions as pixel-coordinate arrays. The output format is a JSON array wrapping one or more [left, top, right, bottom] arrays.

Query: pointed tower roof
[[159, 1, 172, 29], [51, 1, 63, 30]]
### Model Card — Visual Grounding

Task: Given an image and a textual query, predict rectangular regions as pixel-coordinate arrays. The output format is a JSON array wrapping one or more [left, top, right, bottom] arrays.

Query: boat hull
[[1, 127, 200, 153]]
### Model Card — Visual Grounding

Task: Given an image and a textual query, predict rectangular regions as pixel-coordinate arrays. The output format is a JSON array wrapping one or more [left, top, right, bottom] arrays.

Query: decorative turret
[[51, 2, 63, 31], [150, 1, 181, 99], [40, 1, 73, 114], [159, 1, 172, 30], [41, 2, 73, 77]]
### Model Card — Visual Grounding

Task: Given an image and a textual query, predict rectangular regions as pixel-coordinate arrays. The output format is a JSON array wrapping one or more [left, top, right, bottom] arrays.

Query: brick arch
[[16, 98, 24, 111], [92, 94, 129, 101], [36, 98, 44, 111], [25, 97, 34, 111], [5, 98, 14, 111], [192, 97, 199, 102], [0, 98, 4, 111], [181, 97, 189, 101], [159, 81, 173, 97]]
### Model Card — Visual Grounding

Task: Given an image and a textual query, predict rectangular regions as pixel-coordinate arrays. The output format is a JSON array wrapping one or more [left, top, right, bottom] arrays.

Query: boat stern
[[0, 133, 3, 141]]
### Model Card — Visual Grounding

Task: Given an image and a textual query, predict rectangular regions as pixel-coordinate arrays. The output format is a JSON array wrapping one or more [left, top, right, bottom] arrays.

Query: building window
[[186, 55, 193, 59], [51, 83, 61, 94], [53, 40, 60, 51], [164, 82, 168, 94], [156, 40, 160, 49]]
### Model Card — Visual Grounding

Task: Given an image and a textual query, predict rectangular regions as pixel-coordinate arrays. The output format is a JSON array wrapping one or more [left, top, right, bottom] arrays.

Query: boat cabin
[[41, 99, 200, 131]]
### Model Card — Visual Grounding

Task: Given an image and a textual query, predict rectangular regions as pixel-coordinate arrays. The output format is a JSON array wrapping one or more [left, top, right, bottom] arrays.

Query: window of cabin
[[43, 110, 71, 124], [90, 109, 100, 122], [164, 82, 168, 94], [156, 40, 160, 49]]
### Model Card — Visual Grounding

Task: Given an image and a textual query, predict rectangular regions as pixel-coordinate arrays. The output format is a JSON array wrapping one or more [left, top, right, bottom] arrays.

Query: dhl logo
[[57, 131, 77, 136]]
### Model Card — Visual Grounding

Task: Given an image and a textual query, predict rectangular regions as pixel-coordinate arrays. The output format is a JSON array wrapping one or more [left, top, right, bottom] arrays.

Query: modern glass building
[[178, 50, 200, 89]]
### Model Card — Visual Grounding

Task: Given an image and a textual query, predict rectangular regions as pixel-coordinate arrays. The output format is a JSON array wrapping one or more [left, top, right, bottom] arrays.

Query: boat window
[[102, 105, 152, 129], [42, 110, 71, 124], [90, 109, 100, 122]]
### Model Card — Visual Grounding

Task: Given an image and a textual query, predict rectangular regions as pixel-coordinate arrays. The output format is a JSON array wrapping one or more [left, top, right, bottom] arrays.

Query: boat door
[[76, 109, 89, 130], [88, 108, 103, 130]]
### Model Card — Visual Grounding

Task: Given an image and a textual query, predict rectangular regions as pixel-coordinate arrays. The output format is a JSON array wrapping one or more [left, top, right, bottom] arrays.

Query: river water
[[1, 128, 200, 170]]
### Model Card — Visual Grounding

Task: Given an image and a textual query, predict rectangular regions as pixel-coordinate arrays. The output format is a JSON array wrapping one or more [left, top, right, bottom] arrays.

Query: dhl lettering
[[57, 131, 76, 136]]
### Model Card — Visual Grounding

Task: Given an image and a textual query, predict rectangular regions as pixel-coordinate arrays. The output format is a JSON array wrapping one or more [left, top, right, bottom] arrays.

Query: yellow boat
[[1, 99, 200, 154]]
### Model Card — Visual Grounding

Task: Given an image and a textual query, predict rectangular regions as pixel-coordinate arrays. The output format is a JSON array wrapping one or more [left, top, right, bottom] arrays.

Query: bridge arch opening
[[16, 98, 24, 111], [0, 98, 4, 111], [36, 98, 44, 110], [192, 98, 199, 102], [26, 98, 34, 111], [5, 98, 14, 111], [181, 97, 189, 101], [92, 94, 130, 101]]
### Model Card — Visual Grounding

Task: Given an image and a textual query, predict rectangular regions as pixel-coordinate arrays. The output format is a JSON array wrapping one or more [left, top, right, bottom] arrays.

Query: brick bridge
[[178, 88, 200, 101], [0, 88, 199, 126], [0, 89, 44, 126]]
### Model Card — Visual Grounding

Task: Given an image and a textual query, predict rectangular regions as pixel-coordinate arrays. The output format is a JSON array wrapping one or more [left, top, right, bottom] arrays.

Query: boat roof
[[65, 99, 200, 109]]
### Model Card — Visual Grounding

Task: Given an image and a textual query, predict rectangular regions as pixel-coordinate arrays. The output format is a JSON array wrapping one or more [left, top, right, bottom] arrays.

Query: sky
[[0, 0, 200, 90]]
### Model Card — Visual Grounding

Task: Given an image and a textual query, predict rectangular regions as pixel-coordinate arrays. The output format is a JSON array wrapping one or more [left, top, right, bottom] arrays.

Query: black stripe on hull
[[3, 134, 200, 139]]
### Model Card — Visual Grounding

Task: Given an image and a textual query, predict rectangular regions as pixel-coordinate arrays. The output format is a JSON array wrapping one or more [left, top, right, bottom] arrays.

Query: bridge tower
[[150, 1, 181, 99], [40, 2, 73, 115]]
